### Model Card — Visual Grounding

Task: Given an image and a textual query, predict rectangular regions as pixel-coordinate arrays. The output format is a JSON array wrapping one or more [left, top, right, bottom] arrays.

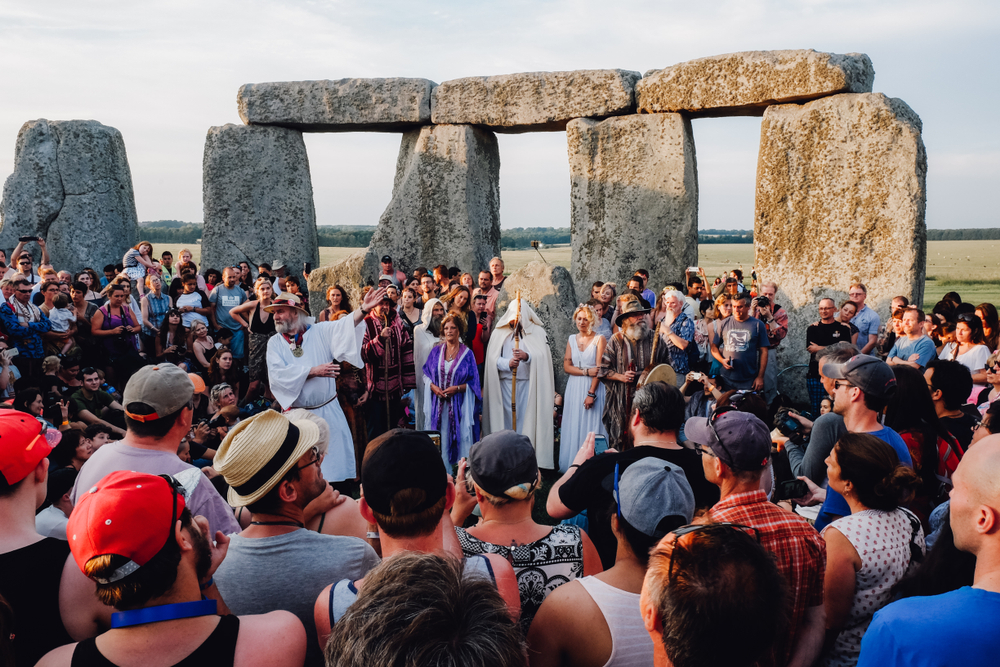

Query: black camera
[[773, 407, 812, 446], [755, 296, 770, 309]]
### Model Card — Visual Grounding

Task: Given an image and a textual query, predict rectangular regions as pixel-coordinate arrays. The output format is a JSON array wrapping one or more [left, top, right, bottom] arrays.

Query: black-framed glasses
[[833, 381, 854, 392], [296, 446, 322, 471], [667, 522, 761, 581], [708, 406, 739, 465]]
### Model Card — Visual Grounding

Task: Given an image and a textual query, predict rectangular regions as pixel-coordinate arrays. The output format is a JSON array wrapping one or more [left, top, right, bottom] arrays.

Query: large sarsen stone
[[569, 113, 698, 293], [432, 69, 640, 133], [1, 119, 138, 272], [202, 124, 319, 276], [637, 50, 874, 118], [363, 124, 500, 280], [755, 93, 926, 372], [238, 78, 436, 132]]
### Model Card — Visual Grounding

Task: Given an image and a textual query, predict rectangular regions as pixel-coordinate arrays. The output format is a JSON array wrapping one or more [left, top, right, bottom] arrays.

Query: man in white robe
[[412, 298, 444, 431], [266, 288, 384, 482], [483, 299, 555, 468]]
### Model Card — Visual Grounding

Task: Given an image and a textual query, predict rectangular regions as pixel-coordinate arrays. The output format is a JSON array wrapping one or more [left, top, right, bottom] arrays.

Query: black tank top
[[249, 303, 275, 335], [71, 614, 240, 667]]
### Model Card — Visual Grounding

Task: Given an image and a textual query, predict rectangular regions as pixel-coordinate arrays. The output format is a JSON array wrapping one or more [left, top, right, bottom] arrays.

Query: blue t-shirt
[[887, 335, 937, 369], [857, 587, 1000, 667], [712, 316, 770, 384], [852, 305, 881, 344], [209, 284, 247, 330], [814, 425, 912, 531]]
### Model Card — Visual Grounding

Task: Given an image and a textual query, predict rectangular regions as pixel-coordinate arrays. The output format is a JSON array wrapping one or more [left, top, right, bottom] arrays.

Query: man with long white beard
[[600, 296, 672, 449], [413, 298, 444, 431], [483, 298, 555, 468], [266, 287, 385, 483]]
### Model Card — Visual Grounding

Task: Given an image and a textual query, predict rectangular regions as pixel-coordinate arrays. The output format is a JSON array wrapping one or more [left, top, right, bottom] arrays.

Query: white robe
[[412, 298, 443, 431], [483, 299, 555, 468], [267, 315, 363, 482]]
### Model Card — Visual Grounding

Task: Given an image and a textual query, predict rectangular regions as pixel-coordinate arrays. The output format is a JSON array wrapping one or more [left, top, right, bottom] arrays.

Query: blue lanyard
[[111, 599, 217, 628]]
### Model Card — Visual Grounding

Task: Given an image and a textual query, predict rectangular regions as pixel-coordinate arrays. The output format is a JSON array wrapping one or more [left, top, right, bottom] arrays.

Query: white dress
[[560, 334, 607, 472]]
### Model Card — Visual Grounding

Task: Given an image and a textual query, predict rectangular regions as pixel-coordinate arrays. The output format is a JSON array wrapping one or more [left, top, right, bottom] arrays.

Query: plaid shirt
[[710, 490, 826, 658]]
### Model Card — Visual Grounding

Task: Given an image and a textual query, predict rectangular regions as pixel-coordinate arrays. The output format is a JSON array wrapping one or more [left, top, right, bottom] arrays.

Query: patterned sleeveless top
[[456, 523, 585, 632]]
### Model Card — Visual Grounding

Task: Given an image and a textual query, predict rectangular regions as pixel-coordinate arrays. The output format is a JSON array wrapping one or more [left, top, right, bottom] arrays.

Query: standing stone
[[637, 50, 874, 118], [568, 113, 698, 294], [363, 124, 500, 280], [238, 78, 436, 132], [308, 250, 367, 316], [755, 92, 926, 374], [1, 119, 138, 272], [202, 124, 319, 275], [496, 261, 578, 394], [432, 70, 641, 133]]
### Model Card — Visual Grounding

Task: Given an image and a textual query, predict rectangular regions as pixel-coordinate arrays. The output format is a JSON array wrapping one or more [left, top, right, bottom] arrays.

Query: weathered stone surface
[[755, 93, 926, 375], [308, 250, 367, 314], [569, 113, 698, 293], [432, 69, 641, 133], [496, 261, 579, 393], [1, 119, 137, 272], [202, 124, 319, 277], [238, 78, 436, 132], [363, 124, 500, 280], [637, 50, 874, 118]]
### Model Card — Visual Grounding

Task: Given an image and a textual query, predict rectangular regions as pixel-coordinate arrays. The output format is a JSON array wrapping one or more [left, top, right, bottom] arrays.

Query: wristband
[[568, 463, 580, 469], [366, 531, 380, 540], [199, 576, 214, 590], [61, 420, 70, 426], [587, 392, 597, 398]]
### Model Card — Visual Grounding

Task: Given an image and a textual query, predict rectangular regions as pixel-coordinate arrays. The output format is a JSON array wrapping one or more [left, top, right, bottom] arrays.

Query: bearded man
[[483, 298, 555, 468], [599, 296, 671, 449], [266, 287, 385, 483], [361, 293, 415, 439], [413, 298, 445, 430]]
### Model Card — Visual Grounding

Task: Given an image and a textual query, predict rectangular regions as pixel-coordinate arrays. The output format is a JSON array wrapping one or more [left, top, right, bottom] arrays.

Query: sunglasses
[[296, 446, 322, 471], [667, 523, 761, 581], [707, 406, 740, 465]]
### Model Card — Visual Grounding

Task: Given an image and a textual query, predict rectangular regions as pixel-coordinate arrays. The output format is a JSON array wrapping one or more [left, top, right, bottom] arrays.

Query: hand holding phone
[[594, 434, 609, 455]]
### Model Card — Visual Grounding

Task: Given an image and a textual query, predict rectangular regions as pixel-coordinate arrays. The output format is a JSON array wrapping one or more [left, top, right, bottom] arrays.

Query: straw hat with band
[[213, 410, 320, 507], [615, 296, 651, 326], [262, 293, 310, 315]]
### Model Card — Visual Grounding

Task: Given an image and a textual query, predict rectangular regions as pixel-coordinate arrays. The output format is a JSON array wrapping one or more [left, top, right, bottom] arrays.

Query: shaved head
[[950, 435, 1000, 561]]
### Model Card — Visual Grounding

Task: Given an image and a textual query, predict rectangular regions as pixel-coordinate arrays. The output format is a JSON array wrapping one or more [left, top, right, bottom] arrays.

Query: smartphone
[[304, 262, 311, 274], [594, 434, 609, 455], [778, 479, 809, 500], [18, 236, 37, 243], [690, 371, 704, 382], [687, 266, 699, 273], [3, 348, 19, 359]]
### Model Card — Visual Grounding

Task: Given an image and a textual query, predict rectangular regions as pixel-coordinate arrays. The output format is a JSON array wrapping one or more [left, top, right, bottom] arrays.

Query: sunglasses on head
[[667, 522, 761, 581]]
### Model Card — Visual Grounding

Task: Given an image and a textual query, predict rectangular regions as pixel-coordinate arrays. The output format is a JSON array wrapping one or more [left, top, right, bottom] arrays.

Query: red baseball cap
[[0, 412, 55, 485], [67, 471, 185, 583]]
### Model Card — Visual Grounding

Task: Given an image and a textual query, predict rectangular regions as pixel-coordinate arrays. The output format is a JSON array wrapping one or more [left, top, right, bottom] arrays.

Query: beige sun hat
[[284, 408, 330, 457], [262, 292, 309, 314], [213, 410, 320, 507]]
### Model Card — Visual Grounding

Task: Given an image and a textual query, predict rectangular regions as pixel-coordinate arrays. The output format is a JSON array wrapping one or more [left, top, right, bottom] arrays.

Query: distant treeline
[[137, 222, 1000, 246]]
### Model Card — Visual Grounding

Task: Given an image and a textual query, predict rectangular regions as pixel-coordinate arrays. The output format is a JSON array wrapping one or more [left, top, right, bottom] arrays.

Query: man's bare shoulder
[[235, 610, 306, 667]]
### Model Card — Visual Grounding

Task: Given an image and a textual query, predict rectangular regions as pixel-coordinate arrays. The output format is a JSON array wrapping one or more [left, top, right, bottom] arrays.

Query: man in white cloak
[[266, 287, 384, 482], [412, 298, 444, 431], [483, 298, 555, 468]]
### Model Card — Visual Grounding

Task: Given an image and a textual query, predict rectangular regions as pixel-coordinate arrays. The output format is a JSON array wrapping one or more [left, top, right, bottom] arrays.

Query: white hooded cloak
[[412, 298, 443, 431], [483, 299, 555, 468]]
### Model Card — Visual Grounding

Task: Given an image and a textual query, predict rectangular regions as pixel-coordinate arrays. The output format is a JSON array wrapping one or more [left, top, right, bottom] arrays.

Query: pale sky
[[0, 0, 996, 230]]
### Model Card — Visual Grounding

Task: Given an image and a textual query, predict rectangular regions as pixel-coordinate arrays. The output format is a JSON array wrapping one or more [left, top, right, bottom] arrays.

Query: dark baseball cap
[[362, 429, 447, 516], [684, 410, 771, 471], [380, 255, 393, 264], [822, 354, 897, 398], [468, 430, 539, 500]]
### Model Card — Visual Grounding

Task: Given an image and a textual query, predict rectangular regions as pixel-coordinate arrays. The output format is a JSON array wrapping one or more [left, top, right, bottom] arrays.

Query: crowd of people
[[0, 235, 998, 667]]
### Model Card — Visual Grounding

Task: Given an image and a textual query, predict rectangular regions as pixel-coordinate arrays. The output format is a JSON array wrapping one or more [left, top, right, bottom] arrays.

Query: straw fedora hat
[[213, 410, 320, 507], [615, 295, 651, 326], [263, 292, 310, 315]]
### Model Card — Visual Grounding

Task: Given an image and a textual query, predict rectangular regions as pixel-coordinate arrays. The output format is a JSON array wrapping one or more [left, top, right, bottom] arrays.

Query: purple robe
[[423, 343, 482, 464]]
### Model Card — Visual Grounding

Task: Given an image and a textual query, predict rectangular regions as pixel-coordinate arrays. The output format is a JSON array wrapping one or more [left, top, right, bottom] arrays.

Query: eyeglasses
[[707, 406, 739, 465], [833, 381, 854, 392], [296, 446, 322, 471], [16, 289, 31, 294], [695, 445, 717, 458], [667, 523, 761, 581]]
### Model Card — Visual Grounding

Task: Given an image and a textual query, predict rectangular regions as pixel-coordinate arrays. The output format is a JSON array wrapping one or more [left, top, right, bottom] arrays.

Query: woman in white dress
[[939, 313, 991, 402], [560, 304, 607, 472]]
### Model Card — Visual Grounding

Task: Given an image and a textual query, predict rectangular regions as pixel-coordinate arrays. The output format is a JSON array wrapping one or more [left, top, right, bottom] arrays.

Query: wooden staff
[[382, 311, 391, 432], [638, 319, 662, 386], [511, 292, 521, 430]]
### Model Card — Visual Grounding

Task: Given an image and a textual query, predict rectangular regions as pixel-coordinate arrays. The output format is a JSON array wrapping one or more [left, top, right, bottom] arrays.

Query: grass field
[[155, 240, 1000, 309]]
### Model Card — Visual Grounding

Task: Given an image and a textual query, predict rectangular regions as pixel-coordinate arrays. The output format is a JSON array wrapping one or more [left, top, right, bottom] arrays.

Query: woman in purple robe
[[423, 314, 482, 467]]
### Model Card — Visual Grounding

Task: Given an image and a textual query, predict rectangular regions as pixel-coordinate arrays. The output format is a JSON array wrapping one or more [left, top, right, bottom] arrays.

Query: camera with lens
[[755, 295, 770, 309], [773, 407, 812, 446]]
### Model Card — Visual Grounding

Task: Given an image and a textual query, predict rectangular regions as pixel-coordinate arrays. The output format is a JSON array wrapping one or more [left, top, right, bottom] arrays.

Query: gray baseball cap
[[613, 458, 695, 538], [122, 363, 194, 423], [822, 354, 897, 398], [684, 411, 771, 471]]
